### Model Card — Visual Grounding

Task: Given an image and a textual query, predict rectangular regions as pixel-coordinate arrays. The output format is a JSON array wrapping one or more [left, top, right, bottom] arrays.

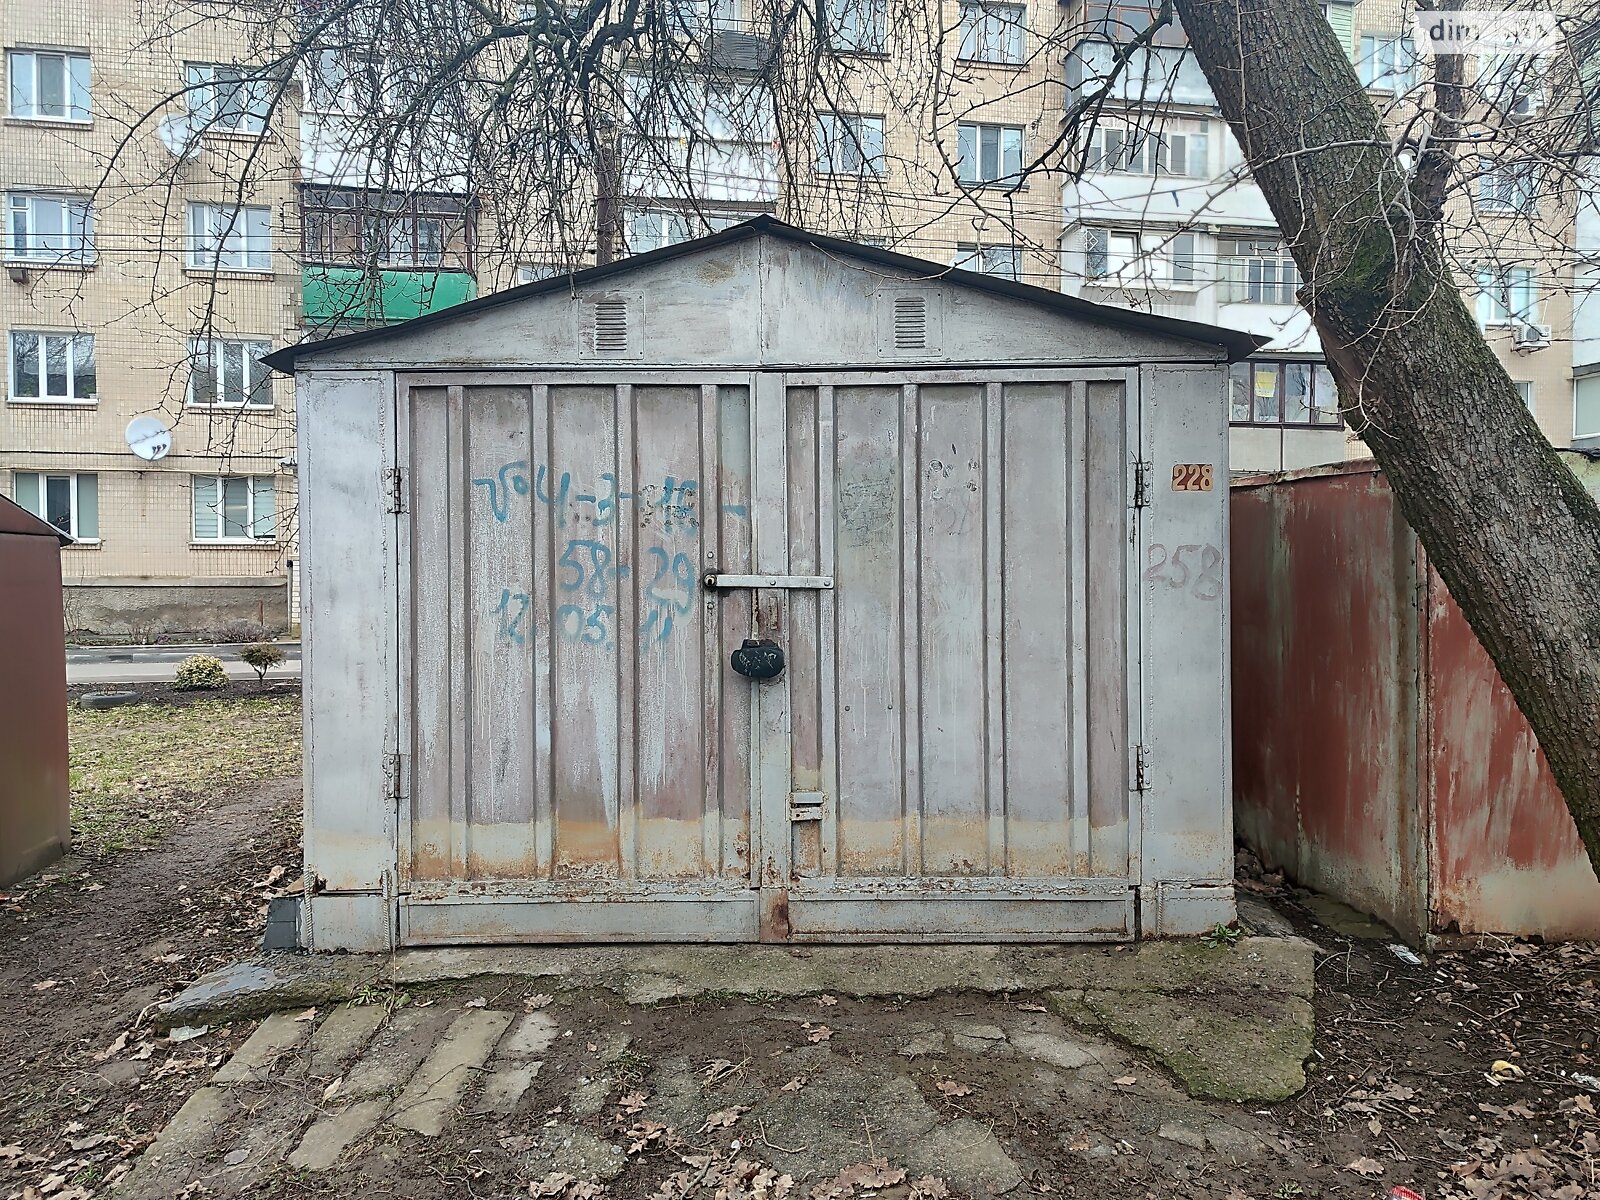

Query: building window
[[958, 2, 1026, 64], [1228, 361, 1340, 427], [7, 49, 90, 122], [1477, 158, 1536, 214], [1088, 124, 1208, 176], [816, 113, 886, 175], [13, 471, 97, 540], [193, 475, 276, 542], [1475, 266, 1537, 327], [1479, 53, 1542, 116], [1083, 227, 1194, 287], [301, 189, 474, 272], [1514, 380, 1534, 412], [1218, 237, 1300, 304], [185, 63, 274, 134], [9, 331, 94, 403], [954, 243, 1021, 279], [627, 209, 692, 252], [187, 203, 272, 272], [826, 0, 887, 53], [1356, 33, 1418, 92], [305, 48, 379, 114], [957, 122, 1024, 187], [188, 338, 272, 408], [5, 193, 95, 264], [1576, 375, 1600, 440], [517, 262, 565, 284]]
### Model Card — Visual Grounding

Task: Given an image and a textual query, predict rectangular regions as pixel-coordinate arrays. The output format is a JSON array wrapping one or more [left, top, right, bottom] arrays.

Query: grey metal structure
[[268, 218, 1262, 951]]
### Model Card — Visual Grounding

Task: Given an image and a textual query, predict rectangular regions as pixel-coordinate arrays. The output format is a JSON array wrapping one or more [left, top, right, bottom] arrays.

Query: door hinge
[[385, 467, 407, 514], [385, 751, 404, 803], [1132, 459, 1152, 508], [1134, 744, 1150, 792]]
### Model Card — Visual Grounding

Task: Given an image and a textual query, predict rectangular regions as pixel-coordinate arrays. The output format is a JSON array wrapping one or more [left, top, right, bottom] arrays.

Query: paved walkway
[[68, 642, 300, 686], [116, 940, 1313, 1198]]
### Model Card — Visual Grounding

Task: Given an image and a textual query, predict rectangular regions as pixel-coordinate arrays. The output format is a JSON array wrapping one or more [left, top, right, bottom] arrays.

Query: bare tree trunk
[[1173, 0, 1600, 874]]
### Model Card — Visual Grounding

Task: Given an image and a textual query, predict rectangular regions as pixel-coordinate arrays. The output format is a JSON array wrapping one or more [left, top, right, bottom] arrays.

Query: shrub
[[239, 642, 285, 683], [174, 654, 228, 691], [215, 619, 272, 644]]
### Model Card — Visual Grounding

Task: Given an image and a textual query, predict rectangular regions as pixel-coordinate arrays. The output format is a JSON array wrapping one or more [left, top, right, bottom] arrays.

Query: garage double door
[[395, 371, 1141, 943]]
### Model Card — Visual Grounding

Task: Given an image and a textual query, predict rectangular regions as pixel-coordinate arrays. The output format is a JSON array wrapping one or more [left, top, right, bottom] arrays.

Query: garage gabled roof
[[0, 494, 71, 544], [263, 214, 1267, 372]]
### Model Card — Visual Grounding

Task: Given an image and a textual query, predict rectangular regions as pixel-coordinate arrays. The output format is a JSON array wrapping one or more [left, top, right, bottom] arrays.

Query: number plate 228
[[1171, 463, 1214, 491]]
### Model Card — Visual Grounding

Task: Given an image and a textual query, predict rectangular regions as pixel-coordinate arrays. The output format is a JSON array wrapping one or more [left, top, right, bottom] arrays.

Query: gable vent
[[592, 298, 629, 353], [892, 293, 927, 350]]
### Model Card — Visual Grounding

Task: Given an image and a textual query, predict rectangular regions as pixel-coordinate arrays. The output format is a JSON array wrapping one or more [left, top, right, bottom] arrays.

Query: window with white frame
[[1479, 53, 1542, 116], [13, 471, 97, 540], [188, 338, 272, 407], [665, 0, 738, 33], [954, 242, 1021, 279], [192, 475, 276, 542], [957, 2, 1026, 64], [1514, 380, 1534, 411], [627, 208, 692, 252], [1088, 123, 1208, 177], [187, 203, 272, 272], [7, 49, 90, 121], [827, 0, 887, 53], [1219, 236, 1300, 304], [517, 261, 565, 284], [1475, 266, 1538, 327], [9, 331, 94, 402], [1477, 157, 1536, 213], [185, 63, 274, 134], [816, 113, 886, 175], [1576, 375, 1600, 440], [305, 47, 378, 114], [1356, 33, 1418, 92], [957, 122, 1024, 187], [1083, 227, 1195, 287], [5, 193, 94, 264]]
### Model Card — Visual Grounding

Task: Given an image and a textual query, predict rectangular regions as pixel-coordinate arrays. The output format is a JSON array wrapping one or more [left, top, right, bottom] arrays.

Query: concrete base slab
[[155, 954, 380, 1030], [115, 1086, 230, 1199], [212, 1010, 312, 1084], [288, 1098, 388, 1171]]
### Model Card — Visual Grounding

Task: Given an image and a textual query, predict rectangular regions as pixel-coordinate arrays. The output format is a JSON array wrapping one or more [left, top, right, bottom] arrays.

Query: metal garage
[[266, 217, 1260, 951]]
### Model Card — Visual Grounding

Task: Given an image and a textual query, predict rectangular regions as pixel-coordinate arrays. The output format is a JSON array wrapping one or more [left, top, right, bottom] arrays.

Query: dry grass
[[68, 697, 302, 857]]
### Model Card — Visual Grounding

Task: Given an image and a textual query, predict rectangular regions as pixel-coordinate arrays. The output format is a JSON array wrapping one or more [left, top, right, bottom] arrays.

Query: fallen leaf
[[66, 1133, 115, 1151], [803, 1023, 833, 1044], [703, 1105, 749, 1131], [1016, 1002, 1047, 1013], [625, 1119, 669, 1154], [292, 1008, 318, 1023], [1346, 1157, 1386, 1177], [1113, 1075, 1138, 1086], [816, 994, 838, 1007], [93, 1032, 129, 1063], [704, 1058, 736, 1085], [780, 1076, 806, 1092], [1490, 1060, 1525, 1080], [910, 1179, 951, 1199], [322, 1077, 342, 1101], [465, 997, 488, 1009], [935, 1078, 973, 1097], [256, 865, 287, 889], [501, 1135, 539, 1152], [616, 1090, 649, 1115], [223, 1147, 250, 1166], [0, 1145, 23, 1160], [33, 979, 58, 992], [130, 1042, 156, 1061], [525, 993, 555, 1010]]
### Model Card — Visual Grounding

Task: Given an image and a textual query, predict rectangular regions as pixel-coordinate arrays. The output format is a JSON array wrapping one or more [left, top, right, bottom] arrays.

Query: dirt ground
[[3, 695, 1599, 1199]]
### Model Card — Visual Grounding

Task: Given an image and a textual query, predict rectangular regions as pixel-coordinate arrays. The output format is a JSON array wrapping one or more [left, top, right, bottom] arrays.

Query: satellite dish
[[156, 112, 200, 161], [126, 416, 173, 462]]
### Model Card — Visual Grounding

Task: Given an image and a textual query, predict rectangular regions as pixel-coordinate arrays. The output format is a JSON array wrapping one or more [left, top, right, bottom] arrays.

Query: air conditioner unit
[[1514, 323, 1552, 352]]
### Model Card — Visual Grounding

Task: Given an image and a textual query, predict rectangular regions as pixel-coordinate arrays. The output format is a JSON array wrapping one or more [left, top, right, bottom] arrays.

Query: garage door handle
[[703, 574, 835, 591]]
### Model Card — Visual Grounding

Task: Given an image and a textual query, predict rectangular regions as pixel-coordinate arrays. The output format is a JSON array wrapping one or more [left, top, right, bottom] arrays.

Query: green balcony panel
[[303, 267, 477, 325]]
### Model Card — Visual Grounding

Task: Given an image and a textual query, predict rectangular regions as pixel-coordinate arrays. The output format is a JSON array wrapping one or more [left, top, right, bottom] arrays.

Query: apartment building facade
[[0, 0, 303, 635], [1057, 0, 1585, 475]]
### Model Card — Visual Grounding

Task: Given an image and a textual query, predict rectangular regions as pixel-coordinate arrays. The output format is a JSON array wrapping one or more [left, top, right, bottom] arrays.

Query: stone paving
[[117, 940, 1315, 1197]]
